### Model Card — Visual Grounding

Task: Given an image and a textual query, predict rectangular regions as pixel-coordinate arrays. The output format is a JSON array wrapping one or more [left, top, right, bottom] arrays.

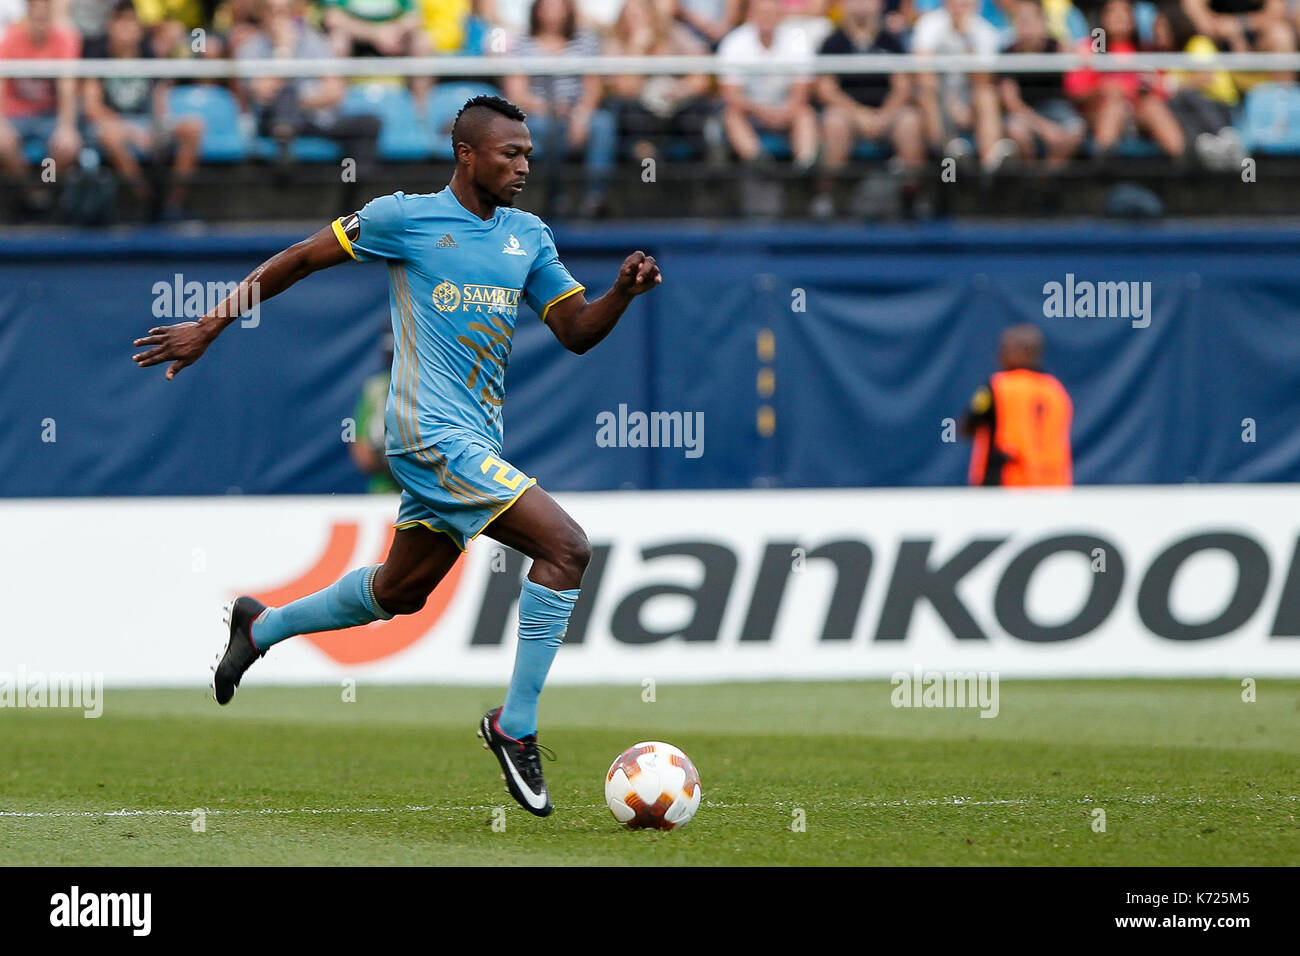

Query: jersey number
[[481, 456, 526, 491]]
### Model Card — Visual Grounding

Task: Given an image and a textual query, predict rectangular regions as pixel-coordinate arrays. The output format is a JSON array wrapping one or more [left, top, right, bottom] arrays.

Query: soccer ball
[[604, 741, 702, 830]]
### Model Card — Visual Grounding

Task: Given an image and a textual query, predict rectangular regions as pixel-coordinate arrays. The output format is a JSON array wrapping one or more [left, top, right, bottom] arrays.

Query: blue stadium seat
[[757, 129, 793, 160], [342, 82, 433, 161], [852, 140, 890, 160], [168, 85, 248, 162], [912, 0, 1011, 35], [250, 136, 342, 162], [427, 81, 502, 159], [1114, 136, 1163, 158], [1239, 83, 1300, 155], [1134, 1, 1158, 46], [1063, 5, 1089, 43], [1083, 135, 1163, 158], [287, 137, 343, 162]]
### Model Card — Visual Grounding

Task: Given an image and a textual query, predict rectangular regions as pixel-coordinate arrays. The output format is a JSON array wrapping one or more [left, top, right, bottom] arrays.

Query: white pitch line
[[0, 795, 1294, 819]]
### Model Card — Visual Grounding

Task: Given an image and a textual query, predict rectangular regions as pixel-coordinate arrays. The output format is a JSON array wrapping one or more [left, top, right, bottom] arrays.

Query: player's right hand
[[132, 321, 213, 380]]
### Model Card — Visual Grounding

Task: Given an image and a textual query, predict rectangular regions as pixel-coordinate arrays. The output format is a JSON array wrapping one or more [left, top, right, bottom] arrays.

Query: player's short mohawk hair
[[451, 95, 527, 154]]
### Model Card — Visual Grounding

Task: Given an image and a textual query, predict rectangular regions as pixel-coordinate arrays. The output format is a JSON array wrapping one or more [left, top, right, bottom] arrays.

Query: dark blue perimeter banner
[[3, 221, 1300, 497]]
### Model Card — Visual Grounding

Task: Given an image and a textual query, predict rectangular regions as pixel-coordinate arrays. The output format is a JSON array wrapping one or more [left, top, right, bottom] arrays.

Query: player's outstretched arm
[[131, 224, 351, 380], [545, 251, 661, 355]]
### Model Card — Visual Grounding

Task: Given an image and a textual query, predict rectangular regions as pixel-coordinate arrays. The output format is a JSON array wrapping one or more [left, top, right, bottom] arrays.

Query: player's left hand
[[616, 251, 662, 297]]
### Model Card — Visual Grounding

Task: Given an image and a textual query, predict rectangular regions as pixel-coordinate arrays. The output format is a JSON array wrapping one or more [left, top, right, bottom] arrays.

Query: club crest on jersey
[[501, 234, 527, 256], [432, 281, 462, 312]]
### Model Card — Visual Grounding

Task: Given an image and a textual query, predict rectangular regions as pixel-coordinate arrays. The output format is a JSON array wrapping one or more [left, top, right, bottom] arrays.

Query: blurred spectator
[[322, 0, 432, 105], [672, 0, 741, 46], [502, 0, 614, 216], [0, 0, 82, 212], [83, 0, 202, 217], [1180, 0, 1294, 84], [479, 0, 531, 40], [65, 0, 114, 43], [604, 0, 713, 162], [1040, 0, 1085, 43], [1160, 5, 1245, 168], [350, 335, 399, 493], [420, 0, 471, 51], [1065, 0, 1184, 160], [912, 0, 1011, 171], [0, 0, 23, 29], [998, 0, 1084, 167], [576, 0, 623, 35], [717, 0, 818, 170], [962, 323, 1073, 487], [147, 17, 190, 56], [133, 0, 206, 31], [885, 0, 914, 34], [211, 0, 262, 57], [782, 0, 833, 49], [240, 0, 381, 206], [815, 0, 924, 214]]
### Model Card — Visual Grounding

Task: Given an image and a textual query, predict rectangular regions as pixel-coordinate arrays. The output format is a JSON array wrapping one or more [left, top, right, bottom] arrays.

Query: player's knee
[[378, 590, 427, 616], [556, 527, 592, 582], [371, 575, 429, 616]]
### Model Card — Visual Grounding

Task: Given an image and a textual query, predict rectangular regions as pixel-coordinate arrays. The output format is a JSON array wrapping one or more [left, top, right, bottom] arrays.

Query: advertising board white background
[[2, 486, 1297, 686]]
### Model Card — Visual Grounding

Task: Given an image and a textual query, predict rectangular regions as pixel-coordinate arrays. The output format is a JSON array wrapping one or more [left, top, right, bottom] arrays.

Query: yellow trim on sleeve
[[332, 218, 359, 261], [539, 285, 584, 324]]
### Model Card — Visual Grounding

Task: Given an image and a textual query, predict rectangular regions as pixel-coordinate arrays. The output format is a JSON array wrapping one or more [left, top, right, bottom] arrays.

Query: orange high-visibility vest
[[969, 369, 1073, 486]]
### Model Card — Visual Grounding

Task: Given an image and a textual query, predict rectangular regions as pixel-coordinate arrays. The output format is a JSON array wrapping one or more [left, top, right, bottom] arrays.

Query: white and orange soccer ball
[[604, 741, 702, 830]]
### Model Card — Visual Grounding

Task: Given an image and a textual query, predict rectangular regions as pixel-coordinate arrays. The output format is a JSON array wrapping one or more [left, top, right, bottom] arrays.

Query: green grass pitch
[[1, 680, 1296, 865]]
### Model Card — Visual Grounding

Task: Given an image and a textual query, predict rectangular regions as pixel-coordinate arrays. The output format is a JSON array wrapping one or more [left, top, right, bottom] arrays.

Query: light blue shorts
[[389, 431, 536, 552]]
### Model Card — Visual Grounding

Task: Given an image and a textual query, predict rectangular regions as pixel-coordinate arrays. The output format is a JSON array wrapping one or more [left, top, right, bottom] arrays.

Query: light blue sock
[[497, 578, 578, 740], [252, 565, 393, 651]]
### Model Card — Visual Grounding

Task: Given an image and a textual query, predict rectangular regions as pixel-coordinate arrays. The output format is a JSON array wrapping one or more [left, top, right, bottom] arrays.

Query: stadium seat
[[1082, 135, 1162, 158], [427, 81, 502, 159], [342, 83, 434, 162], [911, 0, 1011, 38], [757, 130, 793, 160], [168, 85, 249, 163], [1239, 83, 1300, 155], [1134, 1, 1158, 46], [852, 140, 890, 160], [1063, 5, 1089, 42], [1114, 136, 1163, 158], [250, 136, 343, 162]]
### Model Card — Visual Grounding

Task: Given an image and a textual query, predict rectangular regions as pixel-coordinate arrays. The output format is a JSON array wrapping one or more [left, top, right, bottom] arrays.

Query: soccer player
[[131, 95, 662, 817]]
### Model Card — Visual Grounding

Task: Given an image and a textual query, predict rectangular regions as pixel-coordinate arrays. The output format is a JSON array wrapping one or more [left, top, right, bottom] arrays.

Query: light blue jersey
[[332, 188, 584, 455]]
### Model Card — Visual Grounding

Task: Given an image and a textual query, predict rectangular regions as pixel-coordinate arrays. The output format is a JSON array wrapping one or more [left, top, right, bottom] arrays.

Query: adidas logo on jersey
[[501, 234, 527, 256], [436, 234, 458, 248]]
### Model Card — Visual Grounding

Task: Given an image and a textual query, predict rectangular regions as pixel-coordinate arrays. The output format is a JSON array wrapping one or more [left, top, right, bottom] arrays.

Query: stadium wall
[[3, 486, 1298, 686], [4, 221, 1300, 496]]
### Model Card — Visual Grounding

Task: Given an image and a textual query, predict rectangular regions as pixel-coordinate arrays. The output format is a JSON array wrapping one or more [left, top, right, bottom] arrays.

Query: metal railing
[[0, 51, 1296, 78]]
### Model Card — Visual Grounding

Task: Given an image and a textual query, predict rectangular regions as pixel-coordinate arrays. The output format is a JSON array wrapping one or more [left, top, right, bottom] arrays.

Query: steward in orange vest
[[962, 324, 1073, 486]]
